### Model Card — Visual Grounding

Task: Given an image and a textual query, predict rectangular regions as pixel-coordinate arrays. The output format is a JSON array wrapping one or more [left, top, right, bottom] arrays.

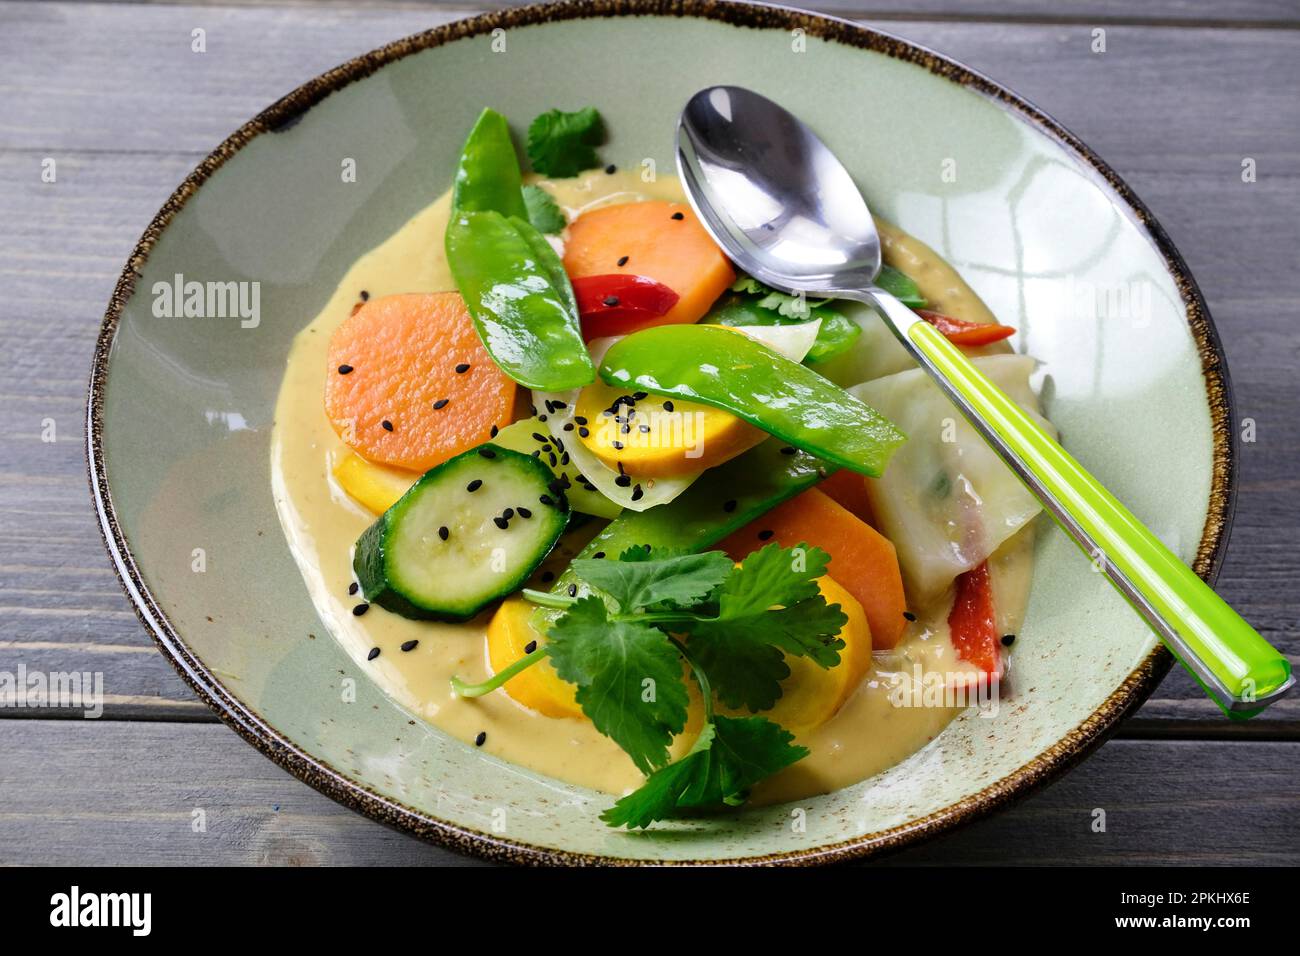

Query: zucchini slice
[[353, 444, 569, 621]]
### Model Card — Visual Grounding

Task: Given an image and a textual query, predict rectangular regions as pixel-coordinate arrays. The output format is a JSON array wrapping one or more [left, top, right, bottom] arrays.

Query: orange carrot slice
[[718, 488, 909, 650], [325, 292, 516, 472], [563, 201, 735, 329], [817, 469, 876, 527]]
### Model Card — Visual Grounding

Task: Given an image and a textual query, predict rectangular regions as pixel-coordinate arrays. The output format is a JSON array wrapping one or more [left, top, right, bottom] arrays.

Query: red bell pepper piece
[[571, 274, 679, 341], [948, 561, 1003, 680], [918, 309, 1016, 347]]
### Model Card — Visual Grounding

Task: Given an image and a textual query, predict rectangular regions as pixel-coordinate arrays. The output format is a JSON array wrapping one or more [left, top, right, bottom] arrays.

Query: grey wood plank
[[3, 3, 1298, 173], [78, 0, 1300, 28], [0, 719, 1293, 864]]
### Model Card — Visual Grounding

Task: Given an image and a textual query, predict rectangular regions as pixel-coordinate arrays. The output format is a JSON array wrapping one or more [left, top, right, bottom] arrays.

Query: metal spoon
[[677, 85, 1292, 717]]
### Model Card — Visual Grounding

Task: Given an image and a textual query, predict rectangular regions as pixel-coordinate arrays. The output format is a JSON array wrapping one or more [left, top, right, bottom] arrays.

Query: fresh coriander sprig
[[450, 543, 849, 827]]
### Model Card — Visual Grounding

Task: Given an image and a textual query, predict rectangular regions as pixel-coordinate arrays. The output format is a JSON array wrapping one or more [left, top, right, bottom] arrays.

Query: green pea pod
[[452, 108, 528, 220], [599, 324, 905, 476], [446, 209, 594, 391]]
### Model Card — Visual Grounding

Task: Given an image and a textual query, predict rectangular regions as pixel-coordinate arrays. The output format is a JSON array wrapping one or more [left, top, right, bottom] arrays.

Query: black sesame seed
[[603, 295, 620, 307], [381, 419, 394, 431], [454, 362, 471, 374], [621, 424, 631, 434], [617, 255, 629, 267], [353, 603, 370, 616], [663, 400, 674, 412], [551, 400, 567, 410], [723, 499, 737, 513], [538, 414, 548, 423], [780, 446, 797, 455], [359, 290, 370, 301], [1001, 633, 1017, 646], [502, 508, 514, 520], [578, 426, 590, 438], [612, 440, 624, 450], [348, 581, 359, 595], [560, 451, 570, 465], [400, 640, 418, 653], [617, 461, 625, 475], [541, 570, 555, 583], [633, 391, 648, 401], [524, 640, 538, 654], [366, 646, 379, 660], [433, 398, 450, 410], [337, 364, 354, 375], [531, 432, 547, 443], [489, 424, 499, 438], [638, 424, 650, 433], [475, 731, 487, 747], [671, 211, 685, 220], [517, 507, 532, 519], [758, 529, 775, 541], [548, 452, 558, 466], [478, 447, 496, 458], [493, 516, 509, 530], [615, 474, 632, 487], [568, 584, 578, 597], [563, 422, 574, 431], [531, 450, 541, 458], [592, 551, 606, 559], [574, 416, 588, 425], [605, 164, 617, 174], [631, 484, 644, 501], [466, 479, 482, 492], [438, 526, 449, 541], [903, 611, 918, 622], [539, 494, 555, 506]]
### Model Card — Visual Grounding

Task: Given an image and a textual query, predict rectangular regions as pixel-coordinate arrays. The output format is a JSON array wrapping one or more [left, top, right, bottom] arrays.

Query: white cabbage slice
[[533, 324, 819, 512], [848, 354, 1056, 603]]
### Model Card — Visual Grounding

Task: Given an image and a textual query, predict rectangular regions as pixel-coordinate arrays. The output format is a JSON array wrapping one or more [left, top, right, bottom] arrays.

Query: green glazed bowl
[[89, 0, 1233, 865]]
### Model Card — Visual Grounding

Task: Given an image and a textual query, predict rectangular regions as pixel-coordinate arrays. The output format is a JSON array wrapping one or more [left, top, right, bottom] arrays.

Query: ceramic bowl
[[89, 0, 1233, 864]]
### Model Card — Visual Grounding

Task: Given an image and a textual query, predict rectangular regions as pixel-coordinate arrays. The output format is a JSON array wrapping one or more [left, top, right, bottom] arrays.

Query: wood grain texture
[[0, 720, 1292, 865], [0, 0, 1296, 864]]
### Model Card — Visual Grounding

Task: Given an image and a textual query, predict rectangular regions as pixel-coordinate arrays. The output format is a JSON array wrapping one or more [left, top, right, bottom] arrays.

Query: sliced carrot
[[718, 488, 908, 650], [563, 201, 735, 330], [324, 292, 516, 472], [818, 469, 876, 527]]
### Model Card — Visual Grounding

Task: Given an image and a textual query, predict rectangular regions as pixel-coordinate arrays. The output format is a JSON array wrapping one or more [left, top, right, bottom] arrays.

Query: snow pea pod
[[451, 108, 528, 220], [446, 210, 594, 391], [599, 324, 905, 476]]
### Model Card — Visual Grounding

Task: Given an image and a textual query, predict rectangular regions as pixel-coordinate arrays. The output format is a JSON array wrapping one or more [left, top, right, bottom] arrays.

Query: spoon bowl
[[677, 86, 882, 295]]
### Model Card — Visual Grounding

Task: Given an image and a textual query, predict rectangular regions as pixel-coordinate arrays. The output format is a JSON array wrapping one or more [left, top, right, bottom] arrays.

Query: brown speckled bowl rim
[[87, 0, 1234, 866]]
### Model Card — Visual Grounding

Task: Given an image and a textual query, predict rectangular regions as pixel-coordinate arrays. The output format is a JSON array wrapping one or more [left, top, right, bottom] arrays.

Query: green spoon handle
[[869, 290, 1292, 717]]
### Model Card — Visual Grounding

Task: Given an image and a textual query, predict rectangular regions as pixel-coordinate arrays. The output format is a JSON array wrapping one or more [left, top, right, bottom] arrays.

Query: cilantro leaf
[[526, 107, 605, 177], [601, 716, 807, 829], [545, 597, 688, 773], [686, 544, 847, 708], [689, 635, 790, 712], [570, 550, 733, 613], [522, 184, 565, 234], [875, 265, 927, 308], [730, 275, 829, 319]]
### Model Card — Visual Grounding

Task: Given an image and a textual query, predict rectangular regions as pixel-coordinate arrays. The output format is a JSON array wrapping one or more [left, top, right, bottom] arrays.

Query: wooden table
[[1, 0, 1296, 866]]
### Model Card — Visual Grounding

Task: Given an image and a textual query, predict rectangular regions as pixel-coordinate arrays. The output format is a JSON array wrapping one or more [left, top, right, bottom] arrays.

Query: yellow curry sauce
[[271, 170, 1036, 803]]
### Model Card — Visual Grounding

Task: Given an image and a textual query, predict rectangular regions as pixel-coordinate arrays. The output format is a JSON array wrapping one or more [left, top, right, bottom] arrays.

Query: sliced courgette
[[354, 443, 569, 621]]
